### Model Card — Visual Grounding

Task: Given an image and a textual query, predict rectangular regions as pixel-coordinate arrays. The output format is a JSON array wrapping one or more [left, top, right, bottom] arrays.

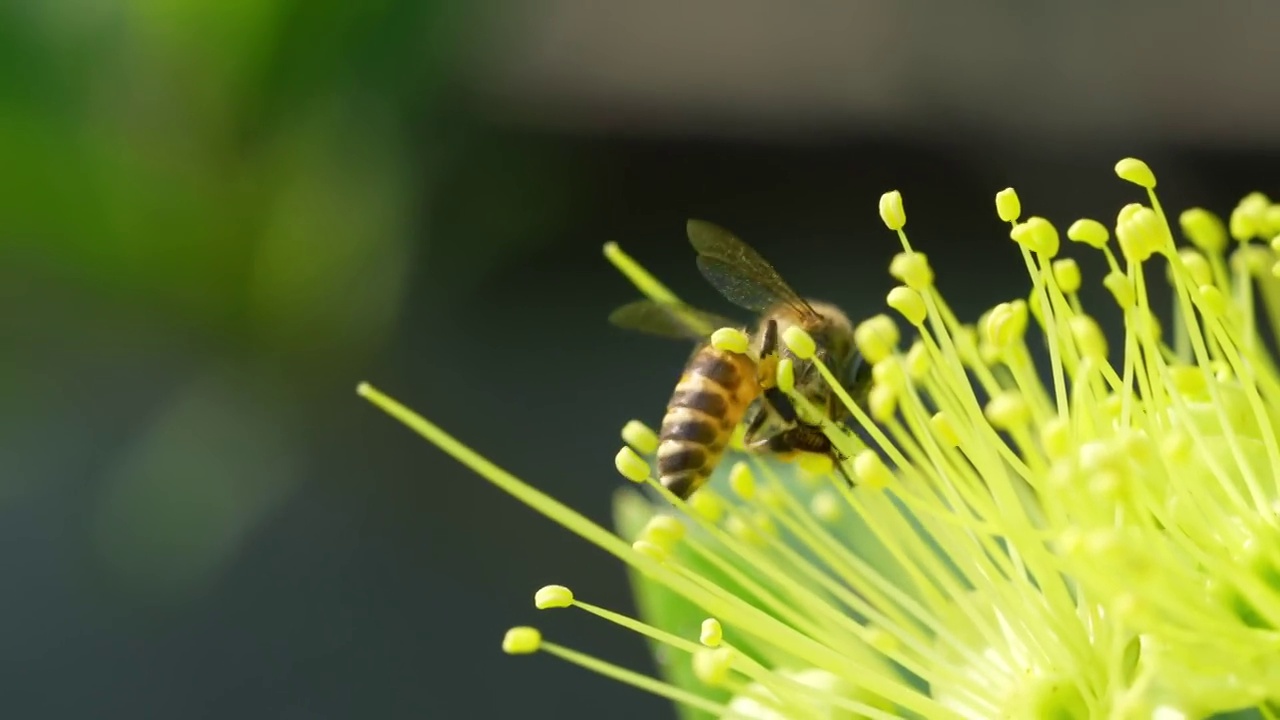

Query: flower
[[360, 158, 1280, 719]]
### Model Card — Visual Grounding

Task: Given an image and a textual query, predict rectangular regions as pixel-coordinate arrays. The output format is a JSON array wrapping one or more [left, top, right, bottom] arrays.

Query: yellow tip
[[776, 358, 796, 394], [692, 647, 734, 687], [534, 584, 574, 610], [879, 190, 906, 231], [621, 420, 660, 455], [853, 450, 893, 490], [1066, 218, 1110, 249], [1010, 217, 1061, 257], [887, 286, 927, 327], [782, 326, 816, 360], [641, 514, 686, 549], [502, 626, 542, 655], [356, 381, 373, 397], [688, 491, 725, 523], [699, 618, 724, 647], [615, 446, 651, 483], [711, 327, 750, 354], [995, 187, 1022, 223], [1178, 208, 1227, 253], [728, 462, 756, 500], [854, 315, 900, 364], [1052, 258, 1082, 294], [632, 539, 669, 563], [889, 251, 934, 289], [1115, 157, 1157, 188]]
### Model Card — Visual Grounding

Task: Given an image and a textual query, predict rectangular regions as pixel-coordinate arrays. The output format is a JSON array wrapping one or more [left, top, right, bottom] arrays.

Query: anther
[[879, 190, 906, 231], [1114, 157, 1157, 188], [776, 358, 796, 394], [995, 187, 1021, 223], [632, 539, 669, 563], [642, 515, 686, 549], [1198, 284, 1227, 317], [615, 446, 651, 483], [985, 300, 1029, 349], [1116, 205, 1163, 262], [810, 490, 842, 521], [502, 626, 542, 655], [985, 391, 1029, 430], [689, 491, 725, 523], [930, 412, 960, 448], [853, 450, 893, 489], [890, 252, 934, 289], [535, 585, 574, 609], [887, 286, 927, 326], [783, 326, 816, 360], [711, 327, 750, 354], [729, 461, 756, 500], [1069, 315, 1107, 360], [700, 618, 724, 647], [692, 647, 735, 687], [1067, 218, 1110, 249], [868, 384, 897, 423], [797, 453, 833, 479], [1179, 208, 1228, 253], [1010, 217, 1061, 257], [1103, 272, 1135, 310], [1052, 258, 1082, 294], [854, 315, 900, 364], [905, 340, 929, 379], [1177, 249, 1213, 286], [621, 420, 659, 455]]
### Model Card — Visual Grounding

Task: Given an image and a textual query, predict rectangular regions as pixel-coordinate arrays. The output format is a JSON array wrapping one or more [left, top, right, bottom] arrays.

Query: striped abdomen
[[656, 345, 760, 499]]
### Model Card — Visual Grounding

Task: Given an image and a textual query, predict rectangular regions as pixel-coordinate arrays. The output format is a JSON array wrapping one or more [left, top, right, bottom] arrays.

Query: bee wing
[[687, 219, 816, 317], [608, 299, 741, 341]]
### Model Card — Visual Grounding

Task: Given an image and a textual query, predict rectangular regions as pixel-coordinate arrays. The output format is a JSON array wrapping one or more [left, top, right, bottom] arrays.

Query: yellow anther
[[621, 420, 659, 455], [1103, 271, 1135, 309], [868, 383, 898, 423], [853, 315, 900, 364], [889, 251, 934, 289], [700, 618, 724, 647], [729, 422, 747, 451], [1069, 315, 1108, 360], [810, 490, 842, 522], [689, 491, 725, 523], [632, 539, 669, 563], [1177, 249, 1213, 286], [1168, 366, 1207, 399], [984, 300, 1029, 349], [502, 626, 542, 655], [728, 461, 756, 500], [797, 452, 834, 478], [1040, 416, 1070, 459], [995, 187, 1022, 222], [879, 190, 906, 230], [905, 340, 929, 379], [776, 358, 796, 394], [1067, 218, 1110, 249], [930, 412, 959, 448], [710, 327, 750, 354], [1179, 208, 1228, 253], [1115, 157, 1157, 188], [641, 515, 686, 549], [1233, 244, 1272, 275], [1010, 216, 1061, 257], [1052, 258, 1082, 294], [1272, 260, 1280, 279], [854, 450, 893, 489], [615, 446, 651, 483], [1264, 205, 1280, 236], [871, 357, 906, 390], [1231, 192, 1271, 242], [985, 390, 1029, 430], [1197, 284, 1227, 316], [1116, 205, 1164, 262], [1117, 202, 1143, 226], [692, 647, 735, 687], [782, 326, 816, 360], [725, 515, 764, 546], [1131, 308, 1162, 342], [534, 584, 574, 609], [887, 286, 927, 326]]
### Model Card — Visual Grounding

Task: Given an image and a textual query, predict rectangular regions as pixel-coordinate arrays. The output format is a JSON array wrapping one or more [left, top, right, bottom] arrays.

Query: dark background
[[3, 2, 1279, 718]]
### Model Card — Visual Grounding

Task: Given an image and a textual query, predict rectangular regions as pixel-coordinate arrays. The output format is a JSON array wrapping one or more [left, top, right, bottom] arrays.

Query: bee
[[609, 220, 870, 499], [685, 219, 869, 467], [608, 297, 760, 499]]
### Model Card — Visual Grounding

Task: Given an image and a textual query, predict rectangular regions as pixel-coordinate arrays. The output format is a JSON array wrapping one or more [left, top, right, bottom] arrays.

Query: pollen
[[502, 626, 542, 655], [995, 187, 1022, 223], [879, 190, 906, 230], [699, 618, 724, 647], [797, 452, 833, 478], [614, 446, 650, 483], [728, 461, 756, 500], [1067, 218, 1110, 249], [621, 420, 659, 455], [887, 286, 926, 326], [535, 584, 575, 609], [1114, 157, 1157, 188], [782, 326, 816, 360], [854, 315, 900, 364], [711, 327, 750, 354]]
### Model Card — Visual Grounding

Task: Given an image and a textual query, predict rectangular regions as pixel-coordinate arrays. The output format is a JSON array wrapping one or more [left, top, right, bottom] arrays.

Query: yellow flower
[[360, 158, 1280, 719]]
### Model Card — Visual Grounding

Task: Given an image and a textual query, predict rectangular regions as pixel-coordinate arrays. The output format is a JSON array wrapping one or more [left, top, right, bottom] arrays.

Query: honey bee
[[609, 220, 870, 499]]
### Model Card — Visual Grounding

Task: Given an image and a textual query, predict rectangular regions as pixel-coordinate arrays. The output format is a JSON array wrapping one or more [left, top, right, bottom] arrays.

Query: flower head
[[360, 159, 1280, 719]]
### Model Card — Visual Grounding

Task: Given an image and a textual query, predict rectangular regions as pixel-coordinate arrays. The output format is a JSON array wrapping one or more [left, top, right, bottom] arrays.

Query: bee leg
[[756, 318, 781, 389]]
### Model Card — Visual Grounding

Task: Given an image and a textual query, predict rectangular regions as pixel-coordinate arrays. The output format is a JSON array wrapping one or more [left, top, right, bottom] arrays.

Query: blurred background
[[3, 2, 1279, 717]]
